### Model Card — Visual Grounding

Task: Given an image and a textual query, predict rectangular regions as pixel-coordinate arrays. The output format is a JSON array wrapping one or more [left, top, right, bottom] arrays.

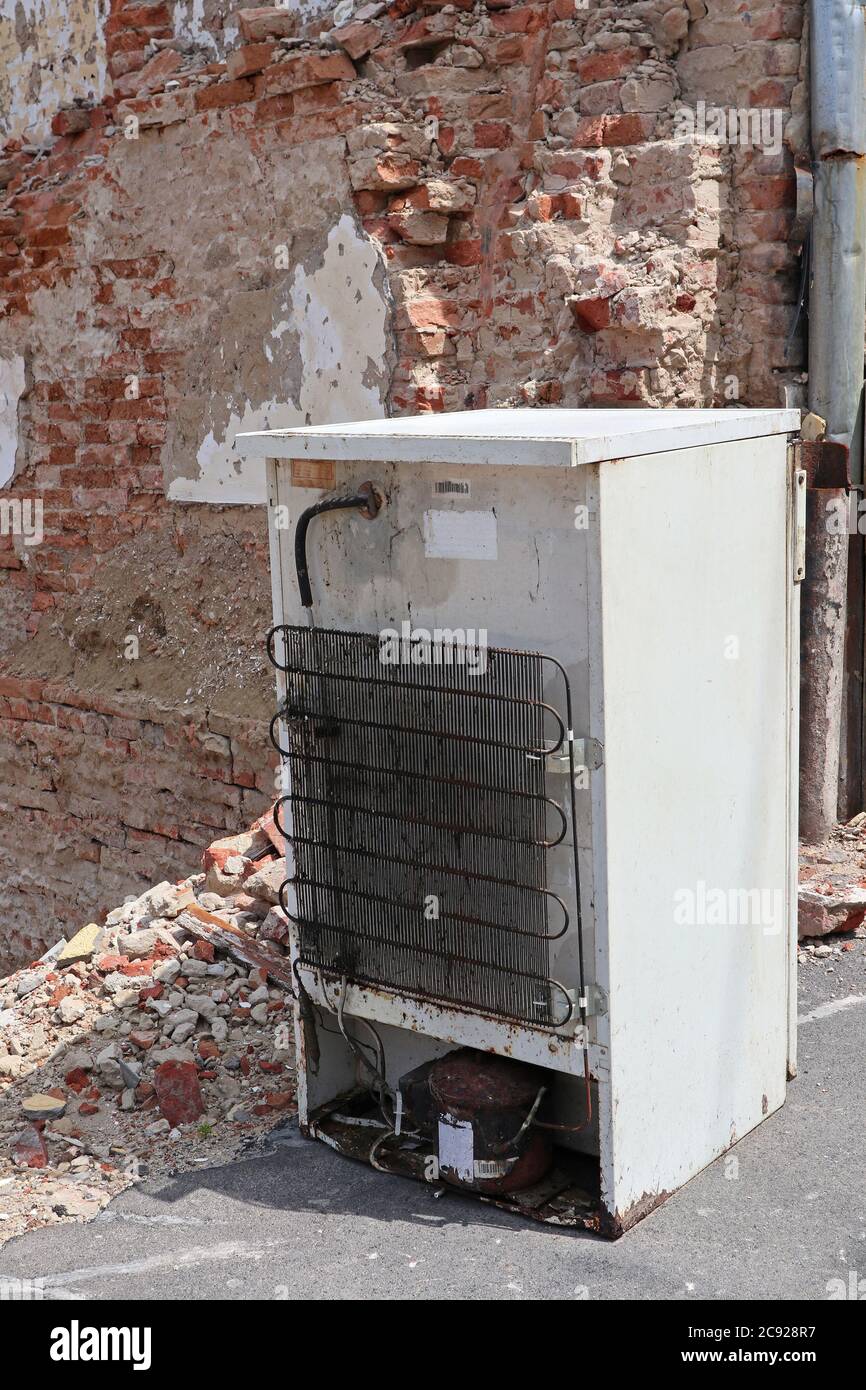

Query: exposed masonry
[[0, 0, 806, 969]]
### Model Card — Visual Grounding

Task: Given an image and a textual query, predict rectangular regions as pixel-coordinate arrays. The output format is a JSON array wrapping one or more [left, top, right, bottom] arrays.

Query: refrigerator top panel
[[237, 406, 800, 469]]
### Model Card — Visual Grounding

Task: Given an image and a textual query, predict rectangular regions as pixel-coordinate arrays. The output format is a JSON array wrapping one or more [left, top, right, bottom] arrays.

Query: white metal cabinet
[[238, 406, 801, 1235]]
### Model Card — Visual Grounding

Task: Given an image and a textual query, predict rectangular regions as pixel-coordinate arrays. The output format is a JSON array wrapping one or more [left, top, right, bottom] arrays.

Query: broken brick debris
[[0, 808, 295, 1247]]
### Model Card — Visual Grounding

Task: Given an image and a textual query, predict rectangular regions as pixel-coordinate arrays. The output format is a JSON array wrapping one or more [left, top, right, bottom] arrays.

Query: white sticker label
[[432, 479, 471, 497], [437, 1114, 474, 1182], [423, 509, 497, 560]]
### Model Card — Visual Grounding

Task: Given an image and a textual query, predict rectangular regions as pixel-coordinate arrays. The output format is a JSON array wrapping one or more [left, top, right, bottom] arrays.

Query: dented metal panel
[[810, 0, 866, 160]]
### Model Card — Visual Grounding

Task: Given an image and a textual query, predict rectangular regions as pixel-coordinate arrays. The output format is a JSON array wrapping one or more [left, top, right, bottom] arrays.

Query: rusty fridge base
[[304, 1088, 616, 1235]]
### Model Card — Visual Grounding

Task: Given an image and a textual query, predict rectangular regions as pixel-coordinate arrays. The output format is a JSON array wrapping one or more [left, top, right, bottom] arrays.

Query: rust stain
[[604, 1187, 675, 1239]]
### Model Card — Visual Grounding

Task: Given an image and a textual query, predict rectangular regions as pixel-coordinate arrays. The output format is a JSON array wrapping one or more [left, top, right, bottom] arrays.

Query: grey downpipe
[[800, 0, 866, 838]]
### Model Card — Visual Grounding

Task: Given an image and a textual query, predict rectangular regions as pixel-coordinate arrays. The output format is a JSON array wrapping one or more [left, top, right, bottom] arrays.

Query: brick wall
[[0, 675, 271, 967], [0, 0, 807, 968]]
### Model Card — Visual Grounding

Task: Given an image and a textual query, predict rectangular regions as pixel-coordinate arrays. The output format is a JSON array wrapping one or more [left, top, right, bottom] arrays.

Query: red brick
[[105, 3, 171, 37], [259, 51, 355, 97], [153, 1060, 205, 1127], [451, 157, 485, 179], [333, 20, 382, 61], [226, 42, 276, 80], [491, 6, 546, 34], [570, 295, 612, 332], [30, 227, 72, 249], [473, 121, 511, 149], [51, 108, 92, 137], [446, 238, 483, 266], [739, 176, 795, 212], [194, 78, 257, 112], [263, 1090, 293, 1109], [403, 297, 463, 330], [254, 93, 295, 123], [577, 49, 642, 84], [237, 6, 298, 42], [602, 114, 655, 146]]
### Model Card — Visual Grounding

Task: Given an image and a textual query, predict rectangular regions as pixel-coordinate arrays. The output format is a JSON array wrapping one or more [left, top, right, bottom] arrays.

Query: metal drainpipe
[[800, 0, 866, 840]]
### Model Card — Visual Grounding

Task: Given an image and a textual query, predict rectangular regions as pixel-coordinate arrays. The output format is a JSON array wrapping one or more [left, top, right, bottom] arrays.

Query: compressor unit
[[237, 406, 802, 1235]]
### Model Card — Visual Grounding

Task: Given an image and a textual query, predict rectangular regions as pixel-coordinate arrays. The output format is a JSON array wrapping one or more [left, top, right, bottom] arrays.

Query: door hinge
[[549, 736, 604, 774], [577, 983, 608, 1018]]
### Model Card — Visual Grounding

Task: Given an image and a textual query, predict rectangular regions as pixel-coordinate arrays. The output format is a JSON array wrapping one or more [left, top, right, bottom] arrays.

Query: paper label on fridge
[[423, 508, 497, 560], [437, 1114, 474, 1182]]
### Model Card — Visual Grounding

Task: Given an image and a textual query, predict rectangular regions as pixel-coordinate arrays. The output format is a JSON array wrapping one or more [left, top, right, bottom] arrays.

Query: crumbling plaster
[[0, 352, 26, 487], [0, 0, 110, 145], [170, 213, 392, 503]]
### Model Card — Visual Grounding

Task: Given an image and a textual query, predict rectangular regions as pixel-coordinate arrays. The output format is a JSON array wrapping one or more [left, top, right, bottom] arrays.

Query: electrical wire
[[324, 973, 395, 1124]]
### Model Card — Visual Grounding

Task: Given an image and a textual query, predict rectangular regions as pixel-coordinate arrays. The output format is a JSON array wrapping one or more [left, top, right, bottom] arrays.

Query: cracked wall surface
[[0, 0, 807, 967], [0, 0, 111, 145]]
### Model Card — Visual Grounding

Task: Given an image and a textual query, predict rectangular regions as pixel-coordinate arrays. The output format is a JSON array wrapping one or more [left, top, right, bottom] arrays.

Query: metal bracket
[[793, 468, 807, 583], [550, 736, 604, 774], [791, 162, 813, 248], [578, 983, 608, 1018]]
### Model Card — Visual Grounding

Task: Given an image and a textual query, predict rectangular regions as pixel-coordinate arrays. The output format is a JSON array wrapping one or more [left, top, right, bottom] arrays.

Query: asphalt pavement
[[2, 941, 864, 1300]]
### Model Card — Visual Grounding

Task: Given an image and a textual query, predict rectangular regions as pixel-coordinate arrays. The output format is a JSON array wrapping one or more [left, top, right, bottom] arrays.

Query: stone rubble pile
[[0, 807, 295, 1246], [798, 814, 866, 940]]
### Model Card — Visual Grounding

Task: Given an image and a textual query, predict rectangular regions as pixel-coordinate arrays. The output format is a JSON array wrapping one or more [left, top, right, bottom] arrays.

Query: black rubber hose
[[294, 485, 380, 608]]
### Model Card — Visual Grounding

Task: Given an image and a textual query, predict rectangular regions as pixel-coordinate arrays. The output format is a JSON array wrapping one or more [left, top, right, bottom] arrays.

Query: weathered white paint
[[171, 215, 389, 503], [252, 409, 799, 1232], [594, 434, 796, 1226], [293, 963, 592, 1078], [0, 353, 26, 487], [0, 0, 109, 144], [181, 398, 304, 505], [288, 213, 389, 426], [297, 0, 342, 18], [172, 0, 238, 55]]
